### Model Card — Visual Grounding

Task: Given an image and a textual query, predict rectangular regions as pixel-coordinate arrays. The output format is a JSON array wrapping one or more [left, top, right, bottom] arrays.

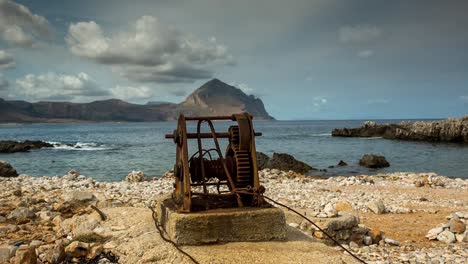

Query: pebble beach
[[0, 169, 467, 263]]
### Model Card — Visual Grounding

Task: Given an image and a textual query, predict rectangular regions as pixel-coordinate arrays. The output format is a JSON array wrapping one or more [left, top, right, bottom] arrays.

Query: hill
[[0, 79, 274, 122]]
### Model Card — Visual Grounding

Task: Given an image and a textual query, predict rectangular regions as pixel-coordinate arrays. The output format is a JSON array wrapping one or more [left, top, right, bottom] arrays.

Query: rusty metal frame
[[165, 112, 263, 212]]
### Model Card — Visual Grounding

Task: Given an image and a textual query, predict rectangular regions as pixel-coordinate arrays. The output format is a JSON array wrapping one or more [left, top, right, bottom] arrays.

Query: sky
[[0, 0, 467, 120]]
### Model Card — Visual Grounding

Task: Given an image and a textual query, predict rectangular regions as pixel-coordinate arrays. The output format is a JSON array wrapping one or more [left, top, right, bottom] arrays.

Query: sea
[[1, 120, 467, 181]]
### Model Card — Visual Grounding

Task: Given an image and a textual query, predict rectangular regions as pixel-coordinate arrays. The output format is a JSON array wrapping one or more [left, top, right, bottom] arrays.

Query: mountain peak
[[181, 79, 273, 120]]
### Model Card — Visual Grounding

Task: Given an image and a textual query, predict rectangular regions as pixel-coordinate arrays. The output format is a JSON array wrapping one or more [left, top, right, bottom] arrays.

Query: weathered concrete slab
[[157, 198, 286, 245]]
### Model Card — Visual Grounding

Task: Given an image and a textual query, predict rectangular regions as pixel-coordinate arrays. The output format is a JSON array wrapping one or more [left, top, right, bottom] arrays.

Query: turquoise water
[[0, 120, 467, 181]]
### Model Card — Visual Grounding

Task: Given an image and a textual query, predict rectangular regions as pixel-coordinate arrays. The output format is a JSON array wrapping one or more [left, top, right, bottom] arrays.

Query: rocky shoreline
[[0, 141, 53, 154], [332, 116, 468, 143], [0, 169, 467, 263]]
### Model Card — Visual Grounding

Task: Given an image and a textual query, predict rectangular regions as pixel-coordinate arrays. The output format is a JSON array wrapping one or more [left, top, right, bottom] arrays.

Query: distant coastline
[[0, 79, 274, 123], [332, 116, 468, 143]]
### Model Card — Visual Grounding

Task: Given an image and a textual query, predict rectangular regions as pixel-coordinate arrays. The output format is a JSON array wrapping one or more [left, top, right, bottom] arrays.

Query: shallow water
[[0, 120, 467, 181]]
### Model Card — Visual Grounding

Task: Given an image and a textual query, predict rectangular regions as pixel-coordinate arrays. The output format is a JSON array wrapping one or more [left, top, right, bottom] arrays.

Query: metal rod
[[185, 115, 234, 121], [191, 192, 235, 197], [165, 132, 262, 139], [196, 120, 208, 194], [190, 182, 228, 186]]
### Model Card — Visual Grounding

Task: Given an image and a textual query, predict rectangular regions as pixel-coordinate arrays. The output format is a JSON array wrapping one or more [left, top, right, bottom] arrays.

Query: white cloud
[[110, 85, 154, 101], [15, 72, 110, 101], [312, 96, 327, 112], [0, 73, 9, 90], [357, 49, 374, 58], [460, 96, 468, 102], [66, 16, 234, 84], [339, 25, 381, 43], [0, 0, 54, 47], [0, 50, 15, 70], [229, 82, 254, 94]]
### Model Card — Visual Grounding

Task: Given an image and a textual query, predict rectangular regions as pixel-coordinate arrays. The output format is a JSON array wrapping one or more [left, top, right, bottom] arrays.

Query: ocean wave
[[313, 133, 332, 136], [47, 141, 109, 151], [360, 137, 383, 140]]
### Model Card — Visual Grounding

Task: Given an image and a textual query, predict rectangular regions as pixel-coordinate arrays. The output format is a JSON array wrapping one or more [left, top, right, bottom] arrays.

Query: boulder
[[426, 227, 444, 240], [64, 241, 103, 260], [449, 218, 466, 234], [321, 214, 359, 231], [455, 231, 468, 243], [64, 191, 95, 203], [384, 238, 401, 246], [256, 152, 270, 170], [359, 154, 390, 169], [0, 140, 53, 153], [14, 245, 37, 264], [268, 153, 314, 174], [367, 200, 386, 214], [437, 230, 456, 244], [125, 171, 148, 182], [323, 203, 337, 217], [0, 245, 17, 263], [335, 201, 353, 212], [43, 243, 65, 264], [7, 208, 35, 223], [0, 160, 18, 177], [65, 241, 89, 258], [363, 236, 372, 246], [368, 229, 383, 243], [337, 160, 348, 166]]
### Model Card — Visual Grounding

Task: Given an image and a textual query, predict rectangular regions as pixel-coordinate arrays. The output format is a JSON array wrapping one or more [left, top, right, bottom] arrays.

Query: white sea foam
[[47, 141, 108, 151], [314, 133, 332, 136]]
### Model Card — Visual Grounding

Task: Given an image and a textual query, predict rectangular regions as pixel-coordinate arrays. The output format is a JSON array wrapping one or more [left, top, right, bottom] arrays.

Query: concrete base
[[157, 198, 287, 245]]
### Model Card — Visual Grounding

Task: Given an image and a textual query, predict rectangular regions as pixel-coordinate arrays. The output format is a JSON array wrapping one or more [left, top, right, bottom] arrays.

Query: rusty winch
[[165, 113, 265, 212]]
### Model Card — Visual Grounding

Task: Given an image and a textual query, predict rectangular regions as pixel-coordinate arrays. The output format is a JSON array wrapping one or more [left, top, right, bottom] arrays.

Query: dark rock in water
[[256, 152, 270, 170], [328, 165, 335, 168], [0, 140, 53, 153], [359, 154, 390, 169], [268, 153, 314, 174], [337, 160, 348, 166], [332, 116, 468, 143], [0, 160, 19, 177]]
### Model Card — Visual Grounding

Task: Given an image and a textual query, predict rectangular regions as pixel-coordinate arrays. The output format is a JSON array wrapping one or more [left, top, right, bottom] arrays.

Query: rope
[[260, 194, 367, 264], [148, 206, 200, 264], [149, 193, 367, 264]]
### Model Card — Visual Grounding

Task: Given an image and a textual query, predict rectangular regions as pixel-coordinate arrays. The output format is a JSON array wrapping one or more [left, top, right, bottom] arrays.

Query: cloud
[[357, 49, 374, 58], [0, 50, 15, 70], [339, 25, 381, 43], [460, 96, 468, 102], [229, 82, 254, 94], [66, 16, 234, 83], [15, 72, 110, 101], [0, 73, 9, 90], [311, 96, 327, 112], [0, 0, 54, 47], [110, 85, 154, 100]]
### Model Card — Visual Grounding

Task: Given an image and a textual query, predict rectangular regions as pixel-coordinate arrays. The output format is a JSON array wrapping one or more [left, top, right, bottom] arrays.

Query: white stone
[[455, 231, 468, 243], [125, 171, 148, 183], [384, 238, 401, 246], [426, 227, 444, 240], [437, 230, 456, 244], [324, 203, 337, 217], [64, 191, 95, 203], [363, 236, 373, 246], [367, 200, 386, 214], [288, 223, 299, 228]]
